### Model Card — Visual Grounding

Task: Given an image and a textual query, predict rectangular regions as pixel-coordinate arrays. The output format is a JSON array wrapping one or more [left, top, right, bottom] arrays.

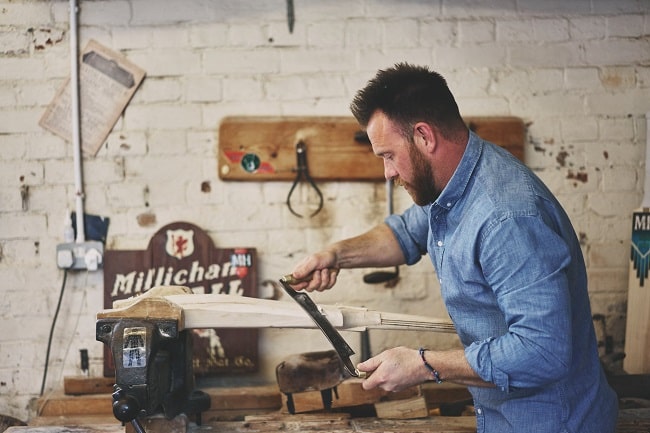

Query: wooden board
[[63, 377, 114, 396], [204, 384, 282, 411], [7, 417, 650, 433], [218, 116, 525, 181], [9, 425, 124, 433], [36, 393, 113, 417], [97, 293, 455, 332], [351, 416, 477, 432], [277, 378, 419, 414], [374, 396, 429, 419], [14, 411, 650, 433], [27, 415, 122, 427]]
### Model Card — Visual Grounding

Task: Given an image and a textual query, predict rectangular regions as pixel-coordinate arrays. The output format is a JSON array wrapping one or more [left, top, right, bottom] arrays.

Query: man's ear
[[414, 123, 436, 152]]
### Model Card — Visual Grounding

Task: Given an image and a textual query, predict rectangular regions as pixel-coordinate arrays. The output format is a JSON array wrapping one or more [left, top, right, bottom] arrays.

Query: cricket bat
[[624, 111, 650, 374]]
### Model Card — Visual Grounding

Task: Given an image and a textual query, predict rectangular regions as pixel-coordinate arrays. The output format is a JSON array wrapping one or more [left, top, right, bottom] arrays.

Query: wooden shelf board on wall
[[217, 116, 525, 182]]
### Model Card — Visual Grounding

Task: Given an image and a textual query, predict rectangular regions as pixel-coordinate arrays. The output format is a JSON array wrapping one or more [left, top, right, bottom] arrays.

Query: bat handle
[[282, 271, 318, 285], [282, 274, 307, 285], [283, 269, 339, 285]]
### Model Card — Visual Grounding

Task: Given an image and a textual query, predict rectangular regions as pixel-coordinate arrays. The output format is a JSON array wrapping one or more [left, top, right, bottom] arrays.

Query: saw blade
[[279, 277, 364, 378]]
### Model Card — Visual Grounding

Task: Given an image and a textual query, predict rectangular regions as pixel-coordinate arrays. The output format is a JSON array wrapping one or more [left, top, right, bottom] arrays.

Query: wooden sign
[[102, 221, 258, 377]]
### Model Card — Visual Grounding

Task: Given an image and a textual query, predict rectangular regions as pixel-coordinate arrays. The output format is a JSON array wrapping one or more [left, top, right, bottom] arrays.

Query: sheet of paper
[[40, 39, 145, 156]]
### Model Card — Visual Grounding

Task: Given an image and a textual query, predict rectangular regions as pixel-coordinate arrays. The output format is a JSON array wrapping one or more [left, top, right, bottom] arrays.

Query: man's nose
[[384, 163, 397, 181]]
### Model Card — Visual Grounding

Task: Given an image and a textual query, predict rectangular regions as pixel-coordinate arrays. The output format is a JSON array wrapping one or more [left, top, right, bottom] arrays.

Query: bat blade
[[624, 112, 650, 374]]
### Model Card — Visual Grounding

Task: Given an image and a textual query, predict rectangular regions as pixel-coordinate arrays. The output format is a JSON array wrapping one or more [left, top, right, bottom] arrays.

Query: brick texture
[[0, 0, 649, 422]]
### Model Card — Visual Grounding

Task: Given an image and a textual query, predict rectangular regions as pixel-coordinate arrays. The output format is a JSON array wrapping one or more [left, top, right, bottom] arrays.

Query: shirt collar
[[432, 130, 483, 211]]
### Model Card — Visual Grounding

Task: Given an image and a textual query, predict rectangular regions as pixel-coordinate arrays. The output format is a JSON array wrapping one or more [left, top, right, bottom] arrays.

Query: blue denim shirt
[[386, 132, 618, 432]]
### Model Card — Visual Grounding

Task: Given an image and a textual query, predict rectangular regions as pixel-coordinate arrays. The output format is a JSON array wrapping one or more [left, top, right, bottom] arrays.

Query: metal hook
[[286, 140, 323, 218]]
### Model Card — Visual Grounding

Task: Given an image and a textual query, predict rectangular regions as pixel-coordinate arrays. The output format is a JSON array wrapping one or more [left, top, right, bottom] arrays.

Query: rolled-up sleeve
[[385, 205, 430, 265]]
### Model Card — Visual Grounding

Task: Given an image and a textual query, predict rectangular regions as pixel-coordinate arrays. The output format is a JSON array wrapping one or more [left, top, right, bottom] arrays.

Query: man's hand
[[357, 346, 429, 392], [288, 223, 405, 292], [289, 250, 339, 292]]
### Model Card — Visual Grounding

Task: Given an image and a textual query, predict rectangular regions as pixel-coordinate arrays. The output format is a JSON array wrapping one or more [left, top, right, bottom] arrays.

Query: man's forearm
[[330, 223, 406, 269], [423, 349, 494, 388]]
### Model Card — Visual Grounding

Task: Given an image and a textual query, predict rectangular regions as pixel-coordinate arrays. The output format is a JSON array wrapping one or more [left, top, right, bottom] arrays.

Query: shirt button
[[437, 240, 443, 247], [476, 408, 482, 415], [446, 202, 452, 207]]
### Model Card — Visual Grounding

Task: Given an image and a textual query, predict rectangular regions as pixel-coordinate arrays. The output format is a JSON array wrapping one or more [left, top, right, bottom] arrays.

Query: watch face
[[122, 327, 146, 368], [241, 153, 261, 173]]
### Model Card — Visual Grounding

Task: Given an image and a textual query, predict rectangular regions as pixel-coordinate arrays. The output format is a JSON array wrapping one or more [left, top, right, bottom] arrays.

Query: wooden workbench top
[[7, 415, 478, 433], [10, 409, 650, 433]]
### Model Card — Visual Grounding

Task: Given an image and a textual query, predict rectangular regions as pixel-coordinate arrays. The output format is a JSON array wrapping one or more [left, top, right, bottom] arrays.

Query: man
[[289, 63, 618, 432]]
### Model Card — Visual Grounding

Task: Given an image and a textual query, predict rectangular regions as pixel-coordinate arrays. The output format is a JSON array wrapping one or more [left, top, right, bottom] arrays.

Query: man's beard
[[395, 147, 439, 206]]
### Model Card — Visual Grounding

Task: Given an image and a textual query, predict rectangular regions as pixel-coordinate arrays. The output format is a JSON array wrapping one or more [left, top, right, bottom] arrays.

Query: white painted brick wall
[[0, 0, 649, 422]]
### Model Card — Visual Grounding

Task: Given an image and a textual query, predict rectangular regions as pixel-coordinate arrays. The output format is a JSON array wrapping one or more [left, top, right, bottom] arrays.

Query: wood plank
[[11, 413, 650, 433], [8, 425, 124, 433], [203, 384, 282, 410], [351, 416, 477, 432], [242, 413, 353, 432], [27, 416, 120, 427], [202, 408, 280, 422], [218, 116, 525, 181], [374, 396, 429, 419], [277, 378, 419, 414], [36, 393, 113, 417], [98, 293, 343, 329], [219, 116, 377, 181], [38, 385, 282, 417], [63, 377, 114, 396], [97, 293, 455, 333]]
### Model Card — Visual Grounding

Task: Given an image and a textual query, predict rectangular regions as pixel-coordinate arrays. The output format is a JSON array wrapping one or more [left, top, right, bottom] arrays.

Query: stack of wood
[[276, 377, 473, 419], [32, 376, 283, 426], [31, 375, 472, 426]]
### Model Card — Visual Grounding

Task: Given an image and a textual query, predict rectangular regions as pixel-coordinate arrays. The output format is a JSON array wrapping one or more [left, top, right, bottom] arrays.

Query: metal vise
[[96, 288, 210, 432]]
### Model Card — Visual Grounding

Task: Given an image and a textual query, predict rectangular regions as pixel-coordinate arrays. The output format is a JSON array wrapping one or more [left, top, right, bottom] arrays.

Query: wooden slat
[[241, 413, 353, 432], [63, 377, 114, 396], [351, 416, 477, 432], [277, 378, 419, 414], [374, 396, 429, 419], [12, 424, 124, 433], [36, 392, 113, 417], [203, 384, 282, 410], [27, 415, 119, 427], [217, 116, 525, 181]]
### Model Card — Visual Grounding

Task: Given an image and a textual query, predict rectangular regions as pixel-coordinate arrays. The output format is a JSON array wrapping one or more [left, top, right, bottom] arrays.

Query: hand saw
[[279, 276, 366, 378]]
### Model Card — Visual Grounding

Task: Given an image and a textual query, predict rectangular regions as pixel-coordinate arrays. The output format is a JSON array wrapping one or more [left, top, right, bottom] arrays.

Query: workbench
[[19, 373, 650, 433], [7, 413, 478, 433], [6, 410, 650, 433]]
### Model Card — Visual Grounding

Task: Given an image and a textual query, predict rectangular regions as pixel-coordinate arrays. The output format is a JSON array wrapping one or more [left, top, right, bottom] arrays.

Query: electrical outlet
[[56, 241, 104, 271]]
